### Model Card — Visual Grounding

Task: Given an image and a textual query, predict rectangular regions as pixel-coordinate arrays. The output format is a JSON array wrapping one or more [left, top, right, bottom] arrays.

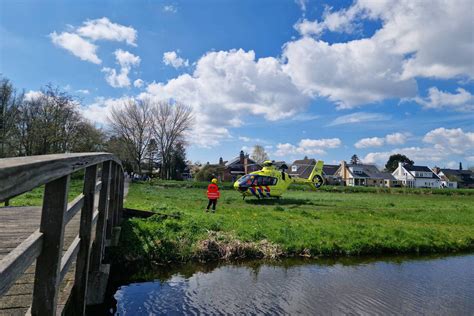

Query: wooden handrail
[[0, 153, 125, 316], [0, 152, 121, 202]]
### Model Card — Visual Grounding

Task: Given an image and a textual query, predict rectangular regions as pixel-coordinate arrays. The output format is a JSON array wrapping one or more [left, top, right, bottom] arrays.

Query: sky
[[1, 0, 473, 168]]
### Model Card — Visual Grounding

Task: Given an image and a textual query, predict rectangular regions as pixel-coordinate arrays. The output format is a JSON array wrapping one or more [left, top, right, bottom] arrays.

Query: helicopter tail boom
[[308, 160, 325, 190]]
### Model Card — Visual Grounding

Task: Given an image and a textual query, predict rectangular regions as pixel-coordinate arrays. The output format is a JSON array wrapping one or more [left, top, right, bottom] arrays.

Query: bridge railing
[[0, 153, 125, 315]]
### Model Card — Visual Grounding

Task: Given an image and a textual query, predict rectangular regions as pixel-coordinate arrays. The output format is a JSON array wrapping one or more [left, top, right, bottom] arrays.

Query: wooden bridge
[[0, 153, 126, 315]]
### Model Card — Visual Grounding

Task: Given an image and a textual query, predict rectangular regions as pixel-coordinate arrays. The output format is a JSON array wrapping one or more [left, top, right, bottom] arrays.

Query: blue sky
[[1, 0, 473, 168]]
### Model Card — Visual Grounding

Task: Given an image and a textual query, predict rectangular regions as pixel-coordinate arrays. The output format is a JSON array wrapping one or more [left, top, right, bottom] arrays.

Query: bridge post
[[31, 175, 69, 316], [71, 165, 98, 315], [106, 163, 118, 239], [87, 161, 112, 305]]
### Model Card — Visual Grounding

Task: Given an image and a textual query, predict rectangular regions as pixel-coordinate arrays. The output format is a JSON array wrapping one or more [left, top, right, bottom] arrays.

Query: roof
[[289, 158, 316, 178], [403, 165, 439, 179], [404, 165, 432, 172], [440, 169, 474, 184], [345, 164, 395, 180], [323, 164, 339, 176]]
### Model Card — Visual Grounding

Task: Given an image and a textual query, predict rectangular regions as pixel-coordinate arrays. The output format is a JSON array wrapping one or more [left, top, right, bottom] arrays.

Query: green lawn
[[118, 182, 474, 265], [1, 179, 84, 207]]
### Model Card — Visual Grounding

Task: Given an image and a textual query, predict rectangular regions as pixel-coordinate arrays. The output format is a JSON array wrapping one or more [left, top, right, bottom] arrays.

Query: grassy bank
[[1, 179, 84, 207], [117, 182, 474, 265]]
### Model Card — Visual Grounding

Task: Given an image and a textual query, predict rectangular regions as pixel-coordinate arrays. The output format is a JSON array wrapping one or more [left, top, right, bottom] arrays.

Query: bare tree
[[251, 144, 269, 164], [108, 99, 152, 174], [151, 101, 193, 179], [0, 77, 22, 157]]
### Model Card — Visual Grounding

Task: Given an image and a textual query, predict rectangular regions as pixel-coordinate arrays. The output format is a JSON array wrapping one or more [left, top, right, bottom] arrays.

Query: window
[[291, 165, 297, 172], [239, 175, 277, 186]]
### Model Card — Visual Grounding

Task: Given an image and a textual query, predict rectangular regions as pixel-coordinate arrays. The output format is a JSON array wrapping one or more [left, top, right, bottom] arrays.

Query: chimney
[[398, 162, 403, 176], [341, 160, 347, 180], [433, 166, 440, 174], [244, 157, 248, 174], [459, 162, 463, 170], [219, 157, 224, 165], [239, 150, 245, 165]]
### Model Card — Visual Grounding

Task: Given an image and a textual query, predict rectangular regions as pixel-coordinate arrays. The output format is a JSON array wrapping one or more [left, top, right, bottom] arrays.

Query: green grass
[[117, 181, 474, 265], [1, 179, 84, 207]]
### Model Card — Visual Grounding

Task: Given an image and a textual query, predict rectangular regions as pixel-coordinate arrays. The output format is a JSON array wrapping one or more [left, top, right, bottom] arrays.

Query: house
[[335, 161, 399, 187], [392, 162, 441, 188], [289, 157, 341, 184], [222, 151, 261, 182], [433, 166, 474, 189]]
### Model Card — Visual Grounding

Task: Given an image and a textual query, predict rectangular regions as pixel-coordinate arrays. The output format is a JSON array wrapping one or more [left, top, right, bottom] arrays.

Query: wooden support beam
[[71, 165, 97, 315], [31, 175, 69, 316], [89, 161, 111, 273], [0, 230, 43, 296], [106, 163, 118, 239]]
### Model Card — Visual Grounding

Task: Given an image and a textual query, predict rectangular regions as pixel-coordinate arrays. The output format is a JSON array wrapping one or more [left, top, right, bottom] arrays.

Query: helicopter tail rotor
[[308, 160, 325, 190]]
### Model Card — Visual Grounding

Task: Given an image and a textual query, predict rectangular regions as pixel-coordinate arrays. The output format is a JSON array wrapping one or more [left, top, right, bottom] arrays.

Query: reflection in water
[[113, 254, 474, 315]]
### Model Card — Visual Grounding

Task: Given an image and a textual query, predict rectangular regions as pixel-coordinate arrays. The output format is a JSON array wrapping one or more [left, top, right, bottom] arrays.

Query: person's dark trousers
[[206, 199, 217, 211]]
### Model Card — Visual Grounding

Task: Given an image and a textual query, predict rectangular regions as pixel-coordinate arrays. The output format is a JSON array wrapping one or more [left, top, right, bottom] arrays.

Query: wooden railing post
[[72, 165, 98, 315], [90, 161, 111, 272], [118, 171, 124, 224], [106, 162, 118, 239], [31, 175, 70, 316]]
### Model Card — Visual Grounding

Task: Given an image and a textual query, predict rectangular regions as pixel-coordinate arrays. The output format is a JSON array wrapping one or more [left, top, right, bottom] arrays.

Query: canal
[[103, 254, 474, 315]]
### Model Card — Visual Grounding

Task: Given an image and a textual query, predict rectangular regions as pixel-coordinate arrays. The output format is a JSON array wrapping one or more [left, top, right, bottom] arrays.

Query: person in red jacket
[[206, 178, 220, 212]]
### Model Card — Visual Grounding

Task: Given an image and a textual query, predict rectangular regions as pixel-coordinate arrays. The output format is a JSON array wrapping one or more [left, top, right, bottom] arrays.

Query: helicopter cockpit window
[[238, 175, 255, 186], [259, 176, 277, 186]]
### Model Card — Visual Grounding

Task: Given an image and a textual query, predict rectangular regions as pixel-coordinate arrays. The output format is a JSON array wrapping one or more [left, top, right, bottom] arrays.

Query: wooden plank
[[31, 175, 69, 316], [95, 181, 102, 193], [58, 237, 80, 286], [106, 163, 118, 240], [0, 230, 43, 296], [117, 172, 124, 225], [64, 194, 84, 225], [0, 153, 121, 202], [71, 165, 97, 315]]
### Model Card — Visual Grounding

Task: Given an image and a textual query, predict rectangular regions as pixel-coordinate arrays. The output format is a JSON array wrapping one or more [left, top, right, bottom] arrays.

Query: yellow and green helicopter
[[233, 160, 325, 199]]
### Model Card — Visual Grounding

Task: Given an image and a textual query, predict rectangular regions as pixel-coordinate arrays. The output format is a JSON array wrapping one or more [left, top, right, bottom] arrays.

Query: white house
[[392, 162, 441, 188]]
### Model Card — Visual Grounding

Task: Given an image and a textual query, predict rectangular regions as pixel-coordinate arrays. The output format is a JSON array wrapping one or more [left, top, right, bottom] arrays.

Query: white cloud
[[163, 5, 177, 13], [76, 17, 137, 46], [103, 49, 141, 88], [294, 0, 308, 12], [355, 132, 409, 148], [80, 96, 134, 125], [76, 89, 90, 94], [294, 19, 324, 37], [50, 32, 101, 64], [363, 128, 474, 165], [287, 0, 473, 108], [274, 138, 341, 157], [422, 128, 474, 155], [299, 138, 341, 148], [328, 112, 390, 126], [163, 51, 189, 68], [415, 87, 473, 112], [24, 90, 43, 101], [142, 49, 310, 147], [283, 37, 417, 109], [355, 137, 385, 149], [133, 79, 144, 88]]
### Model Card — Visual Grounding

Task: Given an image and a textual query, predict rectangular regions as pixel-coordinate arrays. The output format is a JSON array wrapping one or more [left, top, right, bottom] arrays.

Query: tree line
[[0, 76, 193, 180]]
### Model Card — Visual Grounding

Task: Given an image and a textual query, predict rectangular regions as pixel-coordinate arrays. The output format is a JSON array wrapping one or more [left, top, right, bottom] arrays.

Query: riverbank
[[115, 182, 474, 266]]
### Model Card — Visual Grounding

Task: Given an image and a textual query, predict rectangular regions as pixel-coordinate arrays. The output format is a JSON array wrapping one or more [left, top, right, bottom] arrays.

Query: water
[[108, 254, 474, 315]]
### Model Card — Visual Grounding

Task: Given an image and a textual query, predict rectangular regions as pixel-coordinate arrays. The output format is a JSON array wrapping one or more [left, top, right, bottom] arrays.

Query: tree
[[70, 121, 106, 152], [169, 142, 187, 179], [350, 154, 360, 165], [251, 145, 268, 163], [194, 164, 225, 181], [385, 154, 414, 172], [16, 85, 83, 155], [0, 77, 22, 157], [151, 100, 193, 179], [108, 99, 153, 174]]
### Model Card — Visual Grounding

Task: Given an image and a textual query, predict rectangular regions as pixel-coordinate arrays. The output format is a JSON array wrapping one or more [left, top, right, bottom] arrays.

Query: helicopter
[[233, 160, 325, 198]]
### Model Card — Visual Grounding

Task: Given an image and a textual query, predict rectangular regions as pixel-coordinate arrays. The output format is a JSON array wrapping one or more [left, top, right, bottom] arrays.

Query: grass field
[[118, 181, 474, 265]]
